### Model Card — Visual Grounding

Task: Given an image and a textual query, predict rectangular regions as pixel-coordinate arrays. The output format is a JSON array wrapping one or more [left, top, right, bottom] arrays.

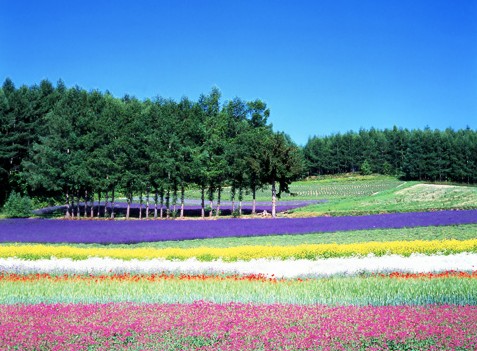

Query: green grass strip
[[1, 276, 476, 305]]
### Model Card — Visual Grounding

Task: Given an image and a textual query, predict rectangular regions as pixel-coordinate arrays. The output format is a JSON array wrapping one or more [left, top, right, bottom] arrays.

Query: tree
[[262, 132, 304, 218], [360, 160, 372, 175]]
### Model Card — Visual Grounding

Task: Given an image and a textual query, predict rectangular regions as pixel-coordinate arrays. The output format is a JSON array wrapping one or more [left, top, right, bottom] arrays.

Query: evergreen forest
[[0, 78, 303, 217], [304, 126, 477, 183]]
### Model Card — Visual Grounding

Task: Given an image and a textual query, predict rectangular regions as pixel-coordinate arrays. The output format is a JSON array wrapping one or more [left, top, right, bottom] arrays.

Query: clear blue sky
[[1, 0, 476, 145]]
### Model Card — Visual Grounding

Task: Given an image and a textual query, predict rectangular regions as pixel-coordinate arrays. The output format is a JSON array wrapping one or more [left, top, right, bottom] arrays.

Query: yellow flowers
[[2, 239, 477, 261]]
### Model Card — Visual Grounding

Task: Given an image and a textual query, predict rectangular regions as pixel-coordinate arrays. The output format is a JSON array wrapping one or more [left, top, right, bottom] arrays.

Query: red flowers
[[0, 272, 282, 283], [382, 270, 477, 279]]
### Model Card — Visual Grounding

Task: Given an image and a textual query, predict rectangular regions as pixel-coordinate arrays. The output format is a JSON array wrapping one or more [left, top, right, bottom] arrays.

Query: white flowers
[[1, 253, 476, 278]]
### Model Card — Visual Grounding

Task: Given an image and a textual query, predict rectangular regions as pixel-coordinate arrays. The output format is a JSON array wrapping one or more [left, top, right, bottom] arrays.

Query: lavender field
[[1, 210, 476, 244]]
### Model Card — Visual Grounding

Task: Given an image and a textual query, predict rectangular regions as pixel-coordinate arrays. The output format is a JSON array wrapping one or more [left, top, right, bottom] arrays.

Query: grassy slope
[[183, 175, 404, 202], [183, 174, 477, 216], [290, 178, 477, 216]]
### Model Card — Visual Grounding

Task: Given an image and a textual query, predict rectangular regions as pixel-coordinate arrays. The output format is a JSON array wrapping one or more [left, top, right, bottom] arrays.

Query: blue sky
[[1, 0, 476, 145]]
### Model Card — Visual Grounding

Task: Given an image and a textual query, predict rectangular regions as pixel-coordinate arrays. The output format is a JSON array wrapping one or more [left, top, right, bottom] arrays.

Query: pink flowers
[[1, 302, 476, 350]]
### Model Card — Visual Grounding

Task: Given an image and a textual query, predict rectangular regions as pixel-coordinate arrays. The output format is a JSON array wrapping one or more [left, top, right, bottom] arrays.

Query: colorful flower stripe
[[2, 274, 477, 305], [0, 273, 279, 283], [1, 253, 476, 277], [382, 270, 477, 279], [2, 271, 477, 284], [2, 210, 476, 244], [2, 239, 477, 261], [1, 302, 476, 350]]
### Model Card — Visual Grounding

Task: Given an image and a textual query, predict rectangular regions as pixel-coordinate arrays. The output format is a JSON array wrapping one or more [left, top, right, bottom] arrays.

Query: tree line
[[0, 78, 304, 218], [2, 78, 475, 219], [303, 126, 477, 183]]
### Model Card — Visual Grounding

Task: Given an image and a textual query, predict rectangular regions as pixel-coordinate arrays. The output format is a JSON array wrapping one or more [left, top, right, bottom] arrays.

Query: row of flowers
[[2, 239, 477, 261], [3, 270, 477, 283], [1, 302, 476, 350], [1, 253, 476, 277]]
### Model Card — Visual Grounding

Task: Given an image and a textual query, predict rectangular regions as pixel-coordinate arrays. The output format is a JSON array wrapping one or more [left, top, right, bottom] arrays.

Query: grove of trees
[[0, 79, 304, 218], [303, 126, 477, 183], [2, 78, 475, 219]]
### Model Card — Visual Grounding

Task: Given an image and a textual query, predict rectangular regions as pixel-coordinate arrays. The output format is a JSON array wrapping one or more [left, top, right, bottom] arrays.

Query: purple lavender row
[[1, 210, 476, 244]]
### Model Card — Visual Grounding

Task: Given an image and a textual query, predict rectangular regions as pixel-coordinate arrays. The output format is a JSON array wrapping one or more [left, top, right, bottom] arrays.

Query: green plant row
[[2, 276, 476, 305]]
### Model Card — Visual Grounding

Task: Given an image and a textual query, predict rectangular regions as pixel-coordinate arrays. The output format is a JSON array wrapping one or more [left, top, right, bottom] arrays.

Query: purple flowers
[[1, 210, 476, 244]]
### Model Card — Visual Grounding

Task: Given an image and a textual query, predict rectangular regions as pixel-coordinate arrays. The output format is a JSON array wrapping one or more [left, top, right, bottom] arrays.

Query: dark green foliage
[[2, 191, 32, 218], [360, 160, 372, 175], [0, 79, 305, 216], [304, 126, 477, 183]]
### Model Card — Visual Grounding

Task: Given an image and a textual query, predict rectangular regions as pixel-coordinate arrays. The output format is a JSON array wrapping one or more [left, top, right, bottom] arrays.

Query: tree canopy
[[303, 127, 477, 183], [0, 79, 304, 218]]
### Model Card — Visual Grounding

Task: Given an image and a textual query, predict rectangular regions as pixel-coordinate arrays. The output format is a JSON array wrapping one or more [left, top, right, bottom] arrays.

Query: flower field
[[1, 303, 476, 350], [1, 209, 476, 244], [1, 214, 477, 349], [2, 238, 477, 261]]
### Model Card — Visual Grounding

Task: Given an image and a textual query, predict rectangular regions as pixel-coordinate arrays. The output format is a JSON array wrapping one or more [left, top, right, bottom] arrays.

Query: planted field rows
[[183, 177, 405, 201], [288, 179, 405, 198], [295, 182, 477, 216], [1, 212, 477, 349]]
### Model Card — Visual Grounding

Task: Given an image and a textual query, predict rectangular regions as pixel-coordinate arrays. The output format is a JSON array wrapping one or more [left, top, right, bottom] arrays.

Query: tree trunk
[[154, 189, 158, 219], [160, 189, 164, 219], [96, 191, 101, 218], [145, 188, 150, 219], [201, 187, 205, 219], [173, 187, 177, 217], [208, 187, 214, 218], [166, 189, 170, 219], [180, 185, 185, 219], [70, 194, 75, 217], [139, 192, 143, 220], [252, 186, 257, 215], [76, 192, 80, 219], [90, 191, 94, 218], [104, 191, 109, 218], [238, 187, 243, 217], [65, 191, 70, 218], [271, 180, 277, 218], [230, 185, 236, 213], [216, 185, 221, 217], [110, 188, 115, 219], [126, 193, 131, 220], [84, 190, 88, 218]]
